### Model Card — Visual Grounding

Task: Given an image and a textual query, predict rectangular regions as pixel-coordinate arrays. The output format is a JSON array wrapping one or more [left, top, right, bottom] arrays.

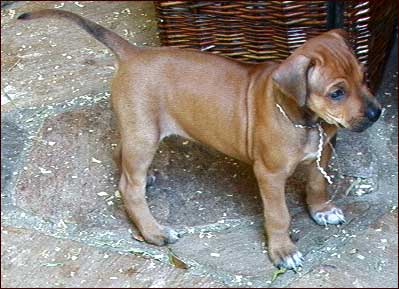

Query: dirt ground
[[1, 1, 398, 288]]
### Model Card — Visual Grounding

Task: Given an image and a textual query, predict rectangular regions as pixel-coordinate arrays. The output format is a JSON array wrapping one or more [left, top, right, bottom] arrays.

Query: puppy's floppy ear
[[272, 54, 312, 107]]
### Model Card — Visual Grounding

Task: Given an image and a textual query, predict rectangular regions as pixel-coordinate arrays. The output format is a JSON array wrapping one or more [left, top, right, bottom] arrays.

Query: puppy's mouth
[[318, 112, 348, 129]]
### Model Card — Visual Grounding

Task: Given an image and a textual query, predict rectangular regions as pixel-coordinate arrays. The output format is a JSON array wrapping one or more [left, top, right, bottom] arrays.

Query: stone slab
[[290, 211, 398, 288], [1, 117, 26, 195], [13, 103, 262, 231], [1, 1, 159, 111], [1, 226, 224, 288], [169, 201, 371, 284]]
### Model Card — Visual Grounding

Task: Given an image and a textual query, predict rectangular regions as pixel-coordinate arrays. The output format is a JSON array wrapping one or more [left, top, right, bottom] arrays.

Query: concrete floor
[[1, 1, 398, 288]]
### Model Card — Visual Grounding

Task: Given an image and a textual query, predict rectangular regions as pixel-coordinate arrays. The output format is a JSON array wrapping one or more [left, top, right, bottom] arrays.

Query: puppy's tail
[[18, 9, 134, 60]]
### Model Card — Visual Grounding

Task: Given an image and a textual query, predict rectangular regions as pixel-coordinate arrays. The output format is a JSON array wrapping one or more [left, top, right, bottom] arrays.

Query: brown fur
[[19, 10, 381, 269]]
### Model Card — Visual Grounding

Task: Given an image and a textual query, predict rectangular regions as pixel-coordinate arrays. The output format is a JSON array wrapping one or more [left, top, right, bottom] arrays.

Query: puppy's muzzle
[[350, 102, 382, 132]]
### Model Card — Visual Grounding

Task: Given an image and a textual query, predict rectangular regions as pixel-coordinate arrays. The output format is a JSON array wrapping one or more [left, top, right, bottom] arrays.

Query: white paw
[[162, 226, 180, 244], [311, 207, 346, 226], [278, 251, 304, 270]]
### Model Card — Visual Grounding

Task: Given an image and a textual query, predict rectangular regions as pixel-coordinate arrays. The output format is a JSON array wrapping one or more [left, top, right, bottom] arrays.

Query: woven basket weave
[[155, 1, 397, 91]]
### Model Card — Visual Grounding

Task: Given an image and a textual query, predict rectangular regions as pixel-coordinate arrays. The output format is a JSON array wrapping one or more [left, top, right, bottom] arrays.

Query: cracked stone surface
[[1, 226, 225, 288], [290, 211, 398, 288], [1, 1, 398, 288]]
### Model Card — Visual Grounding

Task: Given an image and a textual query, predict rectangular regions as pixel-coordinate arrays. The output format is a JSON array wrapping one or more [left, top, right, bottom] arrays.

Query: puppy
[[18, 9, 381, 269]]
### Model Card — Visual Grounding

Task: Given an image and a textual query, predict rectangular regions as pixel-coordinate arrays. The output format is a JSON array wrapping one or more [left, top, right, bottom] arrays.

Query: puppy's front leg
[[306, 144, 345, 225], [254, 162, 303, 270]]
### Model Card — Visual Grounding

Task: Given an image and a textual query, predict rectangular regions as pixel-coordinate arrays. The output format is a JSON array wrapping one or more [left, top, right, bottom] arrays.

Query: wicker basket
[[155, 1, 397, 91]]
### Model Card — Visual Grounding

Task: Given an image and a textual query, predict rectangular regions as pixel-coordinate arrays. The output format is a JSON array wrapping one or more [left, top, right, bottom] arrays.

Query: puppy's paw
[[162, 226, 180, 244], [142, 226, 180, 246], [269, 243, 304, 270], [311, 207, 345, 226]]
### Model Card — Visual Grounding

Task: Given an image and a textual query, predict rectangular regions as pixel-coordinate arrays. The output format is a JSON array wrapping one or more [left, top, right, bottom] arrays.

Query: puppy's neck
[[274, 90, 318, 128]]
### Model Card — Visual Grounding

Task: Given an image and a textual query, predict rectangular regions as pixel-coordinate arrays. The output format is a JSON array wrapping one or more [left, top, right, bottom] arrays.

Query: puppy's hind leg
[[118, 130, 179, 246], [113, 142, 157, 187]]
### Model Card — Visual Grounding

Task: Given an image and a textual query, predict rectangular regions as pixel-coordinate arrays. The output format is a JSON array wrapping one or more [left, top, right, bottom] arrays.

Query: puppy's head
[[272, 29, 381, 132]]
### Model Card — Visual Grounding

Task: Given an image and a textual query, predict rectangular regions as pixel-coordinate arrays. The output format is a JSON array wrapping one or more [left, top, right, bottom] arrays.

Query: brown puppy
[[18, 10, 382, 270]]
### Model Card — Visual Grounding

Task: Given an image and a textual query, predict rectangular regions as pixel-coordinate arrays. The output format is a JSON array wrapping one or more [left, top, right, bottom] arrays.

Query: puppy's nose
[[365, 103, 381, 122]]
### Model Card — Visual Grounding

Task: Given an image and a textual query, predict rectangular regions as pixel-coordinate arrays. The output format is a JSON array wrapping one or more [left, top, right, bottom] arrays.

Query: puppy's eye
[[329, 88, 345, 100]]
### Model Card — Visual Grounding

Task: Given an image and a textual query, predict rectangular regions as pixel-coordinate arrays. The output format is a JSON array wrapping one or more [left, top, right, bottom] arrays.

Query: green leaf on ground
[[271, 267, 287, 282], [167, 248, 189, 269]]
